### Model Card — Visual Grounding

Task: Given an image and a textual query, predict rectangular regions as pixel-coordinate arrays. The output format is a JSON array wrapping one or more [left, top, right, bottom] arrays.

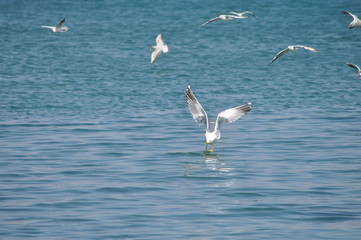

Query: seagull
[[185, 84, 252, 152], [199, 14, 236, 27], [150, 33, 169, 64], [268, 45, 319, 65], [342, 11, 361, 29], [41, 19, 68, 32], [346, 63, 361, 76], [227, 11, 257, 18]]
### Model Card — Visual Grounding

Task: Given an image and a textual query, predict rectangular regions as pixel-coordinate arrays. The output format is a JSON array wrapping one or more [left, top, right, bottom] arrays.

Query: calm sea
[[1, 0, 360, 239]]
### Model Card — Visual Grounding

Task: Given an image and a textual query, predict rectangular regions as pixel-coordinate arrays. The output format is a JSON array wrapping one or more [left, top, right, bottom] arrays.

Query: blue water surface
[[0, 0, 360, 239]]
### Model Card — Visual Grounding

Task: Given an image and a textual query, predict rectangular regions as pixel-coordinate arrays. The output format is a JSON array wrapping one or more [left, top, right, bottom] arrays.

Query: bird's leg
[[209, 145, 215, 152]]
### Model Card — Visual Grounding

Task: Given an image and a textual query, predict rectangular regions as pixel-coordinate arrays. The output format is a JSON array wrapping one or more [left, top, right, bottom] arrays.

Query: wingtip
[[248, 102, 253, 110], [346, 63, 358, 69]]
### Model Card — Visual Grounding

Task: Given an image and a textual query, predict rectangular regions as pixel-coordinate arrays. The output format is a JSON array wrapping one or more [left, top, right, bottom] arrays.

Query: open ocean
[[1, 0, 360, 239]]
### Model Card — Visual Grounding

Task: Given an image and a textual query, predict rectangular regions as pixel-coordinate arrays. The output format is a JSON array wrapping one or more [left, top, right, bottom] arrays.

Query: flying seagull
[[185, 84, 252, 152], [342, 11, 361, 29], [41, 19, 68, 32], [199, 14, 236, 27], [346, 63, 361, 77], [268, 45, 319, 65], [150, 33, 169, 64], [227, 11, 257, 18]]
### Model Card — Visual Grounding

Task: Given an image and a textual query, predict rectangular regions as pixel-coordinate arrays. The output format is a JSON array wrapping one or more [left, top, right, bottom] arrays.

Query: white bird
[[268, 45, 319, 65], [346, 63, 361, 77], [227, 11, 257, 19], [150, 33, 169, 64], [199, 14, 236, 27], [41, 19, 68, 32], [342, 11, 361, 29], [185, 85, 252, 152]]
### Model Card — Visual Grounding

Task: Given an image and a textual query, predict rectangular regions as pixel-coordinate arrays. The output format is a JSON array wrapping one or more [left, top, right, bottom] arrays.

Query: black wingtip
[[245, 102, 253, 112]]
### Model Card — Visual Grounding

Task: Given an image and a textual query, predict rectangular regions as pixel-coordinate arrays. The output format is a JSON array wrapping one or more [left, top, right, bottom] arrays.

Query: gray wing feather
[[294, 45, 319, 52], [347, 63, 361, 72], [56, 19, 65, 28], [151, 48, 162, 64], [199, 17, 220, 27], [185, 85, 209, 129], [269, 48, 290, 65], [215, 102, 252, 130], [342, 11, 356, 19]]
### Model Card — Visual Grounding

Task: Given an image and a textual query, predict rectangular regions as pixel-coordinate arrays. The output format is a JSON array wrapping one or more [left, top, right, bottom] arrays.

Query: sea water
[[0, 0, 360, 239]]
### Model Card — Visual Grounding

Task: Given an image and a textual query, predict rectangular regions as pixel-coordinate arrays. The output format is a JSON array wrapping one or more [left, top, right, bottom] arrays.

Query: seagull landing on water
[[268, 45, 319, 65], [227, 11, 257, 19], [199, 14, 236, 27], [41, 19, 68, 33], [185, 85, 252, 152], [342, 11, 361, 29], [346, 63, 361, 77], [150, 33, 169, 64]]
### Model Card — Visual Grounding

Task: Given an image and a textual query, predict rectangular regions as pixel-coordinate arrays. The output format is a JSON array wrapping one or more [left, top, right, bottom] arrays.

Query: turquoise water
[[1, 0, 361, 239]]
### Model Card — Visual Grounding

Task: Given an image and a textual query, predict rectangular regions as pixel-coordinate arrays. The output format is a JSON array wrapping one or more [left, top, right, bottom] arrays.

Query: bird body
[[150, 33, 169, 64], [342, 11, 361, 29], [41, 19, 68, 32], [185, 85, 252, 151], [269, 45, 319, 65]]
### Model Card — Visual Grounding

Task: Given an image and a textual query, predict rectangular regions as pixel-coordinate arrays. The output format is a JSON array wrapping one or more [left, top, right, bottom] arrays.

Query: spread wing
[[41, 26, 54, 29], [215, 102, 252, 130], [342, 11, 357, 20], [151, 48, 162, 64], [347, 63, 361, 72], [156, 33, 164, 46], [185, 85, 209, 130], [199, 16, 220, 27], [227, 11, 257, 18], [241, 11, 257, 18], [295, 45, 319, 52], [56, 18, 65, 28], [268, 47, 290, 65]]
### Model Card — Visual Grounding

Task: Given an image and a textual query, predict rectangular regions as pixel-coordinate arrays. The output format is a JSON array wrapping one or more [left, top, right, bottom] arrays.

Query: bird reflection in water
[[183, 152, 233, 176]]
